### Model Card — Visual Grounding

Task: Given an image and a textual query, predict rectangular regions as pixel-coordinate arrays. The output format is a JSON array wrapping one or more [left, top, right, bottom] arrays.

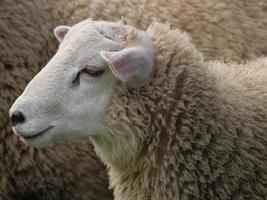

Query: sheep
[[9, 19, 267, 200], [2, 0, 267, 199]]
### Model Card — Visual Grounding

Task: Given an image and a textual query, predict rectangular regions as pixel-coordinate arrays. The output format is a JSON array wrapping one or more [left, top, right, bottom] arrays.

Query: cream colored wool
[[91, 22, 267, 200], [1, 0, 267, 199], [59, 0, 267, 62]]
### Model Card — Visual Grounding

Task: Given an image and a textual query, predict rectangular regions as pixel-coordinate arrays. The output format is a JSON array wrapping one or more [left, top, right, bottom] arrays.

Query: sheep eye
[[71, 66, 104, 86], [72, 71, 81, 86], [80, 67, 104, 77]]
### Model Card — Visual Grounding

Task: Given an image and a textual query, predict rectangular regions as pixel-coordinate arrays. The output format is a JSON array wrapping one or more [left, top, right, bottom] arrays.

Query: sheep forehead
[[62, 20, 124, 50]]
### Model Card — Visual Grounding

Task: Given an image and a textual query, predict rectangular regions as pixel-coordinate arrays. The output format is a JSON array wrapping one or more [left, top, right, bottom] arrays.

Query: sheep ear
[[100, 47, 154, 88], [54, 25, 71, 43]]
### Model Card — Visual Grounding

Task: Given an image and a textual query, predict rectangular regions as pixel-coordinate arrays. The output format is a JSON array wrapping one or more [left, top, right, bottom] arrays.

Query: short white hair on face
[[9, 19, 155, 148]]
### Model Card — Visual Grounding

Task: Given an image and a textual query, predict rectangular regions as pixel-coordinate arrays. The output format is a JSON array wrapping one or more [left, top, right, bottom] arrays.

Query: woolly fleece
[[61, 0, 267, 62], [91, 22, 267, 200]]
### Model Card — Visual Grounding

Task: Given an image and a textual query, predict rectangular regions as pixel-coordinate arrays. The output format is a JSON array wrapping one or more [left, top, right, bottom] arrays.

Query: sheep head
[[9, 19, 155, 156]]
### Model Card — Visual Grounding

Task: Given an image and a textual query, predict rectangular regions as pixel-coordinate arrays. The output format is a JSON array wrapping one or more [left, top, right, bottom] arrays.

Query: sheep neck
[[92, 23, 267, 200], [94, 23, 221, 200]]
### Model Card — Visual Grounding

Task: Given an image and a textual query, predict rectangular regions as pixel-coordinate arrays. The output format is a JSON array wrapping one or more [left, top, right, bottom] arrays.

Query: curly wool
[[92, 22, 267, 200], [61, 0, 267, 62]]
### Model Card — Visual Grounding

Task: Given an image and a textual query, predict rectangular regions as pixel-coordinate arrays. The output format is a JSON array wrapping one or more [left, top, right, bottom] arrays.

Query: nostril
[[10, 111, 26, 126]]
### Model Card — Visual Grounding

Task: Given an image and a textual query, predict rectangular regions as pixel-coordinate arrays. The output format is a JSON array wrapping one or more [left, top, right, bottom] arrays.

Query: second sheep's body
[[10, 20, 267, 200]]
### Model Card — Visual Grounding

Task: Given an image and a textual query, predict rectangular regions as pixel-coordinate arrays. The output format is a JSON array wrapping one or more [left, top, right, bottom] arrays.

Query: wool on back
[[95, 22, 267, 200]]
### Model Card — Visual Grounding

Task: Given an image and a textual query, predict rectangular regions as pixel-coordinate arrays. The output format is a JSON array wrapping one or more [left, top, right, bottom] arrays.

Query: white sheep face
[[9, 19, 155, 147]]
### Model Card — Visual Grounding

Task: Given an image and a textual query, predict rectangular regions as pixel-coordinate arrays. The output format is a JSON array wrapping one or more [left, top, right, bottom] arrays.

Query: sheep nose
[[10, 111, 26, 126]]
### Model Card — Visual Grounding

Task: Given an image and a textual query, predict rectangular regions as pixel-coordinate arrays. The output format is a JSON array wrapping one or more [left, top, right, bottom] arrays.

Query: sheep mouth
[[22, 126, 55, 140]]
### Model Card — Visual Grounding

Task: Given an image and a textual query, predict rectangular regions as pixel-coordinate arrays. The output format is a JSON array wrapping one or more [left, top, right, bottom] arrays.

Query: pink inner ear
[[59, 31, 67, 40], [54, 26, 71, 43], [104, 52, 134, 82]]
